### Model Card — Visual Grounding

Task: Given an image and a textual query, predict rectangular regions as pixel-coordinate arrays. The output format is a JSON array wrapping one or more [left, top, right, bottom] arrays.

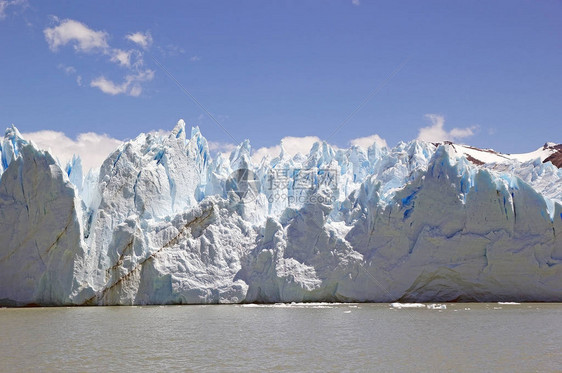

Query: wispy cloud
[[208, 141, 237, 154], [417, 114, 478, 143], [126, 31, 153, 49], [58, 64, 76, 75], [159, 44, 185, 57], [89, 76, 127, 95], [23, 130, 123, 171], [349, 134, 387, 149], [44, 18, 155, 97], [110, 48, 133, 67], [352, 0, 360, 6], [0, 0, 27, 20], [147, 129, 172, 138], [44, 18, 109, 52], [90, 69, 154, 97], [190, 55, 201, 62], [252, 136, 321, 163], [0, 1, 9, 18], [58, 64, 83, 86]]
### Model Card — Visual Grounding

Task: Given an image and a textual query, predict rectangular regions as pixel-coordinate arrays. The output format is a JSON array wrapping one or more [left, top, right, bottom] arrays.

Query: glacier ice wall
[[0, 134, 86, 305], [1, 121, 561, 305]]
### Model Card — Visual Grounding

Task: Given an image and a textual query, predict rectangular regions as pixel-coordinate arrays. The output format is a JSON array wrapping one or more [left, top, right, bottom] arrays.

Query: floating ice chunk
[[427, 304, 447, 310], [390, 303, 426, 309]]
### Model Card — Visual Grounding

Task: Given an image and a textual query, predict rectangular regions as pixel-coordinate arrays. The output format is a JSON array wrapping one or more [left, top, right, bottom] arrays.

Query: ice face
[[0, 144, 86, 305], [1, 122, 561, 305]]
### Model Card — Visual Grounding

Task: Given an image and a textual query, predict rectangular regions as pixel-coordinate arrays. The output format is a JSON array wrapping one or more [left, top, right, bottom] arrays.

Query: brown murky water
[[0, 303, 560, 372]]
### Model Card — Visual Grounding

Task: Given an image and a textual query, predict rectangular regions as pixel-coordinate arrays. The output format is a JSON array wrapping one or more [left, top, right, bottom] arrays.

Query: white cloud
[[251, 146, 281, 163], [23, 130, 123, 171], [45, 19, 144, 69], [352, 0, 360, 5], [349, 134, 388, 149], [90, 76, 127, 95], [44, 18, 154, 96], [90, 69, 154, 96], [44, 19, 109, 52], [281, 136, 323, 155], [0, 0, 27, 20], [416, 114, 478, 143], [252, 136, 321, 163], [128, 84, 142, 97], [110, 48, 133, 67], [190, 55, 201, 62], [147, 129, 171, 138], [450, 127, 476, 139], [208, 141, 237, 154], [126, 31, 152, 49]]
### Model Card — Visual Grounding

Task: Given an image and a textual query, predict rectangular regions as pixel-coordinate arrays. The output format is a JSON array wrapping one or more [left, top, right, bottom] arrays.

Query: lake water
[[0, 303, 560, 372]]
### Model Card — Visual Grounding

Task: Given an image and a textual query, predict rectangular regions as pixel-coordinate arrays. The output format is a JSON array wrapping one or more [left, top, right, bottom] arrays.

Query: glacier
[[1, 121, 561, 306]]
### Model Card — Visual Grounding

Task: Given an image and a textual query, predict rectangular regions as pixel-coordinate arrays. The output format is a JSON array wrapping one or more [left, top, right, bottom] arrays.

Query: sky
[[1, 0, 561, 170]]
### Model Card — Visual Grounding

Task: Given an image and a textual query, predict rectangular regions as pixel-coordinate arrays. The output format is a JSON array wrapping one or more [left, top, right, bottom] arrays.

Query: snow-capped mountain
[[1, 121, 561, 305]]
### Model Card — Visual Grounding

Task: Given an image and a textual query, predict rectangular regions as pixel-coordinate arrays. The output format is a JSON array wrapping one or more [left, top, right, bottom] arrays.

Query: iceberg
[[1, 120, 561, 305]]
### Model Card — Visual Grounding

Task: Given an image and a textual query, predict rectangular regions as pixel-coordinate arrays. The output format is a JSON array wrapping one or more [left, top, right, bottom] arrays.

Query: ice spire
[[1, 125, 28, 172], [230, 139, 252, 170], [171, 119, 187, 141]]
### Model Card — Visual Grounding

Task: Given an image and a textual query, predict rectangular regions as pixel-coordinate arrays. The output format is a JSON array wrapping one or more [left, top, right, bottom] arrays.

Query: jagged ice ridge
[[1, 121, 561, 305]]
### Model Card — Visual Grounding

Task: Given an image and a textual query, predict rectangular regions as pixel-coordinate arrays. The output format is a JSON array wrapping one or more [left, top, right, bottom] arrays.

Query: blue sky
[[1, 0, 561, 168]]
